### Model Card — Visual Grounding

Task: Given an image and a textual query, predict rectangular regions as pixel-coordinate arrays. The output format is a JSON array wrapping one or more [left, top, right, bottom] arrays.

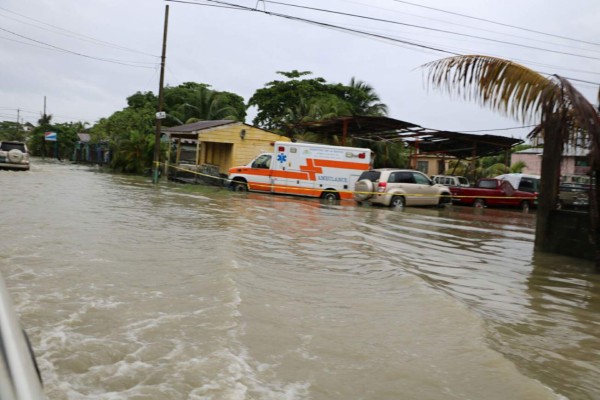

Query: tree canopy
[[248, 70, 388, 136]]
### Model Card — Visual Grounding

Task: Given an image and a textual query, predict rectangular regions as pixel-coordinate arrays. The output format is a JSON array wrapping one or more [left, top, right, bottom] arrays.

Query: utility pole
[[153, 5, 169, 184], [16, 109, 20, 136]]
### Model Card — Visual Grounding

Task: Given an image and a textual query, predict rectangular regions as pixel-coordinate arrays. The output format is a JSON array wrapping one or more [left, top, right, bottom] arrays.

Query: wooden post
[[152, 5, 169, 184], [196, 135, 201, 165]]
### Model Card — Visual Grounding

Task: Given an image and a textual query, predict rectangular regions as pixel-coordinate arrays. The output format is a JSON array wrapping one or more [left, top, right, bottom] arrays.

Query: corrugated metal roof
[[302, 116, 523, 159], [162, 120, 235, 133]]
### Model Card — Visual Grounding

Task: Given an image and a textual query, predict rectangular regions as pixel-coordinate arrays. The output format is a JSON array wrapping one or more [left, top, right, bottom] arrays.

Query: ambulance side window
[[252, 154, 272, 169]]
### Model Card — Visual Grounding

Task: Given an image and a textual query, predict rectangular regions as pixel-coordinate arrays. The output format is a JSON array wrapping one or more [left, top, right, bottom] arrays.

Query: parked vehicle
[[228, 141, 373, 200], [558, 174, 591, 210], [354, 168, 452, 207], [494, 173, 540, 194], [0, 141, 30, 171], [496, 172, 592, 210], [431, 175, 470, 187], [451, 178, 537, 211], [0, 272, 45, 399]]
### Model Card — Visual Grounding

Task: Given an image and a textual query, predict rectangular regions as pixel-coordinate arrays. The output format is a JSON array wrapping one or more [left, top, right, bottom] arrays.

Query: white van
[[228, 141, 373, 201]]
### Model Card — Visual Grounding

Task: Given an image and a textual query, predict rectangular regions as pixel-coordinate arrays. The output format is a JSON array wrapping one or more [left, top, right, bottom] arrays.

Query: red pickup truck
[[450, 178, 538, 211]]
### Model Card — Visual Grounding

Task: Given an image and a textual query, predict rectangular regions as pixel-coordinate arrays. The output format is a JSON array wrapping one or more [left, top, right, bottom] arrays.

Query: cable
[[452, 125, 537, 133], [0, 6, 159, 58], [258, 0, 600, 61], [389, 0, 600, 47], [168, 0, 458, 55], [171, 0, 600, 85], [339, 0, 600, 55], [0, 27, 158, 68]]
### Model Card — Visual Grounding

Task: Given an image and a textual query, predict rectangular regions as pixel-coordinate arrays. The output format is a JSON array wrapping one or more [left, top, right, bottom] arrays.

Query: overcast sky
[[1, 0, 599, 140]]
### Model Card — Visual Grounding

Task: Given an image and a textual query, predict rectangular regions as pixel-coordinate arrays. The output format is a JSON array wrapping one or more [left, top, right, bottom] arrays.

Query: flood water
[[1, 160, 599, 400]]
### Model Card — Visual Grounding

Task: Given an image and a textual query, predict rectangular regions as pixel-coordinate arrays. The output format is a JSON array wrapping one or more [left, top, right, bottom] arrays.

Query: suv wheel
[[390, 195, 405, 208]]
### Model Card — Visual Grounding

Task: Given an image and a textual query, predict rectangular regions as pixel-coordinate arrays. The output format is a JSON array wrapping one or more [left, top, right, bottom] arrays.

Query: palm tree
[[424, 55, 600, 257], [347, 77, 389, 116], [37, 113, 52, 127]]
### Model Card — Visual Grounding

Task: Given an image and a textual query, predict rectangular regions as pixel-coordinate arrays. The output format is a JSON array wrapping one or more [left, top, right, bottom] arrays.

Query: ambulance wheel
[[232, 181, 247, 192], [321, 191, 339, 201]]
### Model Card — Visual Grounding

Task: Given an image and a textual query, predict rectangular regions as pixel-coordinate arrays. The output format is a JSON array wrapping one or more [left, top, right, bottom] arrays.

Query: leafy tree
[[0, 121, 26, 142], [163, 82, 246, 125], [366, 141, 409, 168], [483, 160, 528, 177], [28, 121, 79, 159], [248, 71, 388, 136], [248, 70, 329, 132], [110, 130, 156, 174], [89, 82, 246, 174]]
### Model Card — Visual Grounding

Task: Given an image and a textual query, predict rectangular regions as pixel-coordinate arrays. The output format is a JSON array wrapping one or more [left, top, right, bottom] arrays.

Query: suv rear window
[[0, 142, 26, 152], [358, 170, 381, 182]]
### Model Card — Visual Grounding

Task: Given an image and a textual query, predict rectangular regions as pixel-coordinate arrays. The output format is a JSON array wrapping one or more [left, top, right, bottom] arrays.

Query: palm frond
[[424, 55, 561, 123]]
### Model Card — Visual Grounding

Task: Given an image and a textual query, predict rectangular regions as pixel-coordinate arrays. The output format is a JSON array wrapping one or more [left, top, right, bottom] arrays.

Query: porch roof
[[163, 120, 236, 139], [302, 116, 523, 159]]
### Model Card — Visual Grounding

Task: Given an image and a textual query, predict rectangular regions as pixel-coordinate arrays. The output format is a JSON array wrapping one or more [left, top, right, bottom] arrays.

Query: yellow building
[[163, 120, 290, 182]]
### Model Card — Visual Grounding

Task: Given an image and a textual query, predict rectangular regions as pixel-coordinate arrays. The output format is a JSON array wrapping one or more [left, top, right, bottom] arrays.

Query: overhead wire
[[339, 0, 600, 55], [256, 0, 600, 61], [171, 0, 600, 86], [0, 6, 159, 58], [0, 27, 159, 68], [388, 0, 600, 47]]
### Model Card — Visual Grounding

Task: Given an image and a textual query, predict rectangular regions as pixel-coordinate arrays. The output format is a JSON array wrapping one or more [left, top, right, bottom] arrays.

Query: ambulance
[[228, 141, 374, 200]]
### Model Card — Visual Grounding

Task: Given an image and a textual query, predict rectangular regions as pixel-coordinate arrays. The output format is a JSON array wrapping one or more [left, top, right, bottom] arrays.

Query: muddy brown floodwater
[[1, 160, 599, 399]]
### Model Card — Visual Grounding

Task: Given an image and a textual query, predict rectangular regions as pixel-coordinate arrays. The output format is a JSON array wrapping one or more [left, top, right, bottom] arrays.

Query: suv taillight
[[377, 182, 387, 192]]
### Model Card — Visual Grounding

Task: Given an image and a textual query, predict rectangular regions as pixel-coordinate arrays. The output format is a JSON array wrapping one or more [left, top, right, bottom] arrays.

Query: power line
[[0, 6, 159, 58], [339, 0, 600, 56], [389, 0, 600, 47], [456, 125, 537, 133], [248, 0, 600, 62], [168, 0, 458, 55], [172, 0, 600, 86], [0, 27, 158, 68]]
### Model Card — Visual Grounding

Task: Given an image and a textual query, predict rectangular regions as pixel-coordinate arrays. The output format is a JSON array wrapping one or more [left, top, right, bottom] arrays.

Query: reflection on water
[[0, 161, 598, 399]]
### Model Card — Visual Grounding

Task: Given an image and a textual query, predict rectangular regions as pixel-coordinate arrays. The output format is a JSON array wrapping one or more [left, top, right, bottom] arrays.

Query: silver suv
[[0, 141, 30, 171], [354, 169, 452, 207]]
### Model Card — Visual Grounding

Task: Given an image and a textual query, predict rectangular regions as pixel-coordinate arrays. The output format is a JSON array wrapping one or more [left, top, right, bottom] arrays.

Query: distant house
[[409, 153, 451, 176], [73, 133, 110, 164], [511, 146, 590, 176], [163, 120, 290, 183]]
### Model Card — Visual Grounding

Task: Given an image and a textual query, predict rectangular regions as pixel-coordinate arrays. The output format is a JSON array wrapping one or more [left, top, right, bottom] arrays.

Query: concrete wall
[[512, 153, 542, 175]]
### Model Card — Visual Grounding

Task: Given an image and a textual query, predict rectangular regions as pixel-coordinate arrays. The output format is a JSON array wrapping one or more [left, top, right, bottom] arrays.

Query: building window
[[416, 161, 429, 174]]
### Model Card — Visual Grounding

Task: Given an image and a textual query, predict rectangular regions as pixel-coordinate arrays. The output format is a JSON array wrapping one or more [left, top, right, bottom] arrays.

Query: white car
[[354, 169, 452, 207]]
